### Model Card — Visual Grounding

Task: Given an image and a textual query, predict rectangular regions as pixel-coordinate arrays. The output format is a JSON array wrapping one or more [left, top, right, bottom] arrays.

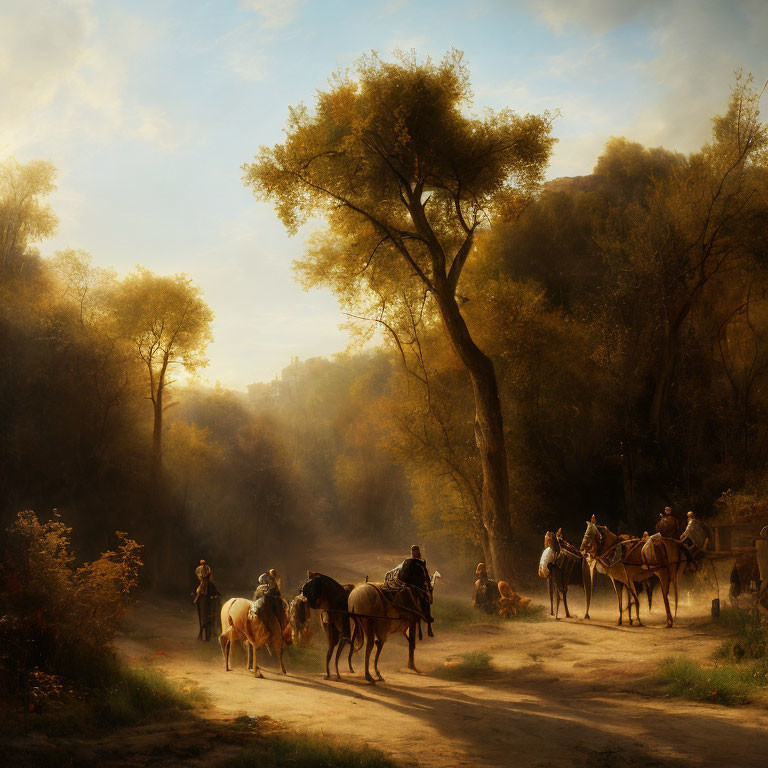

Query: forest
[[2, 57, 768, 591]]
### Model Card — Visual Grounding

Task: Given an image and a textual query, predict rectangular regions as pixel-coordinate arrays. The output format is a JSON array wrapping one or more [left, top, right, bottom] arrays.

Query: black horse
[[196, 590, 221, 641], [301, 572, 357, 679], [545, 531, 590, 619]]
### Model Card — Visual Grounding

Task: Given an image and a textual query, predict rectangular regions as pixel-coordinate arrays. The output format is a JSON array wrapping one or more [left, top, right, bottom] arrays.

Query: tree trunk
[[650, 302, 691, 440], [152, 379, 164, 483], [435, 290, 516, 581]]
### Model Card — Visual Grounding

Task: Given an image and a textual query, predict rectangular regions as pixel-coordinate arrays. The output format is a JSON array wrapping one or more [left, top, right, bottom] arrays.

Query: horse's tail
[[350, 613, 364, 652]]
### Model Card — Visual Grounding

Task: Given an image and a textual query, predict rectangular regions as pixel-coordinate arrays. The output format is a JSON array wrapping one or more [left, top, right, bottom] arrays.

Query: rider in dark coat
[[387, 545, 435, 637], [655, 506, 681, 539]]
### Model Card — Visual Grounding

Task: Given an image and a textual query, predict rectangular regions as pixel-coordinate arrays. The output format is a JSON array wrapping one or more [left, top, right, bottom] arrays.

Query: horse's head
[[580, 521, 603, 556], [544, 531, 556, 549], [289, 594, 311, 645], [300, 575, 322, 608]]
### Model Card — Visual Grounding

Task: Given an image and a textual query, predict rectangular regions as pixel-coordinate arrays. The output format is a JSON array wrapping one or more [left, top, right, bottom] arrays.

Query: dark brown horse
[[196, 591, 221, 641], [544, 530, 595, 619], [301, 572, 357, 679], [730, 550, 761, 605]]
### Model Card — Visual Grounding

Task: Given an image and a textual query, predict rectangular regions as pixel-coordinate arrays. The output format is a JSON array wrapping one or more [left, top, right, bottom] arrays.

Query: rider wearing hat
[[655, 506, 681, 539], [194, 559, 220, 602], [386, 545, 435, 637]]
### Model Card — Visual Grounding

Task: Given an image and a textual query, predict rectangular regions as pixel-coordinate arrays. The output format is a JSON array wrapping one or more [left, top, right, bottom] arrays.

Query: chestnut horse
[[580, 521, 681, 627], [347, 582, 422, 683]]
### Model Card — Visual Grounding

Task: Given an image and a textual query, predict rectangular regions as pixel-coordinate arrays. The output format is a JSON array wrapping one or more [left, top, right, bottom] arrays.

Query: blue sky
[[3, 0, 766, 388]]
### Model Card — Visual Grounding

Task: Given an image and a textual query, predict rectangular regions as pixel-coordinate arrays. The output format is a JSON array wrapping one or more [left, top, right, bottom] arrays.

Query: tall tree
[[113, 268, 213, 481], [0, 158, 57, 273], [243, 50, 555, 578]]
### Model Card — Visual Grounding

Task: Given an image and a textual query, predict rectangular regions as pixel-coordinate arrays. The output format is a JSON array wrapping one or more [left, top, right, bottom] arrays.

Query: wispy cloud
[[240, 0, 304, 30], [0, 0, 178, 154]]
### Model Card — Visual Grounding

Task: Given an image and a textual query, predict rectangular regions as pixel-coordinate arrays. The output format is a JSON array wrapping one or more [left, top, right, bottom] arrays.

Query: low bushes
[[656, 607, 768, 706], [433, 650, 495, 681], [657, 656, 768, 705]]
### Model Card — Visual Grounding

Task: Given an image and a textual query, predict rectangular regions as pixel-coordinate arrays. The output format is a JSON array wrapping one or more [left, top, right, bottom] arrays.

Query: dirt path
[[118, 589, 768, 768]]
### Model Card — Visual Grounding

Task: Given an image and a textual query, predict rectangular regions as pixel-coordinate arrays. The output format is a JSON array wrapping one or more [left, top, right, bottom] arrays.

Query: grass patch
[[657, 656, 768, 705], [92, 662, 209, 725], [27, 659, 209, 735], [432, 650, 495, 681], [715, 607, 768, 661], [218, 731, 398, 768]]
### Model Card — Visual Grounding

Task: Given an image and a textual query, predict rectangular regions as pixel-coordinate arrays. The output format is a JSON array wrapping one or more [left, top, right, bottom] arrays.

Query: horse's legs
[[612, 578, 623, 625], [673, 563, 681, 618], [626, 581, 642, 626], [657, 571, 673, 627], [373, 636, 385, 681], [334, 635, 346, 679], [251, 641, 263, 678], [555, 580, 561, 620], [562, 584, 571, 619], [275, 631, 287, 675], [583, 560, 592, 619], [220, 628, 230, 670], [407, 622, 418, 672], [324, 623, 335, 679], [364, 622, 376, 683], [549, 576, 554, 616], [348, 638, 355, 673]]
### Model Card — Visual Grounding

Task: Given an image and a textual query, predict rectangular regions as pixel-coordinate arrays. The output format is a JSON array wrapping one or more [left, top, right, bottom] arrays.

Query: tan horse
[[347, 583, 421, 683], [219, 597, 289, 677], [581, 521, 681, 627]]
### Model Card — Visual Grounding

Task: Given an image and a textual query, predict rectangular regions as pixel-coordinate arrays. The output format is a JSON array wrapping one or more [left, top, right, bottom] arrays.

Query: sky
[[3, 0, 767, 389]]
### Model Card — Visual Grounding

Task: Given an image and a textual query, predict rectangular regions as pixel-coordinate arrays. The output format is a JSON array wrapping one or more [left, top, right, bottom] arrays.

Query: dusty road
[[118, 579, 768, 768]]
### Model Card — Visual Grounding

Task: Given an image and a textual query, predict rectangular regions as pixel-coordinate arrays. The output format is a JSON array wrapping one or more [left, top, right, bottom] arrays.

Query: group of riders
[[194, 545, 435, 644]]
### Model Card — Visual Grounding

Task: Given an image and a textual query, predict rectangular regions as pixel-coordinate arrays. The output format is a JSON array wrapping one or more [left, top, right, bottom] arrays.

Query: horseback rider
[[655, 506, 681, 539], [386, 545, 435, 637], [253, 568, 288, 634], [194, 559, 220, 602]]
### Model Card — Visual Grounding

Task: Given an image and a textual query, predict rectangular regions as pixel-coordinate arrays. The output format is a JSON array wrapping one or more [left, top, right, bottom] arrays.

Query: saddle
[[248, 596, 268, 622], [606, 541, 625, 567]]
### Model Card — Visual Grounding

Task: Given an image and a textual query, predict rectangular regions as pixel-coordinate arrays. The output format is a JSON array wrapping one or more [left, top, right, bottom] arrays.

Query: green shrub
[[715, 608, 768, 661], [657, 656, 768, 705]]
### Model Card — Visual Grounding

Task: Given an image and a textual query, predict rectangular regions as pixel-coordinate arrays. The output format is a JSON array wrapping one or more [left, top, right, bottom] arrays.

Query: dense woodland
[[2, 56, 768, 589]]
